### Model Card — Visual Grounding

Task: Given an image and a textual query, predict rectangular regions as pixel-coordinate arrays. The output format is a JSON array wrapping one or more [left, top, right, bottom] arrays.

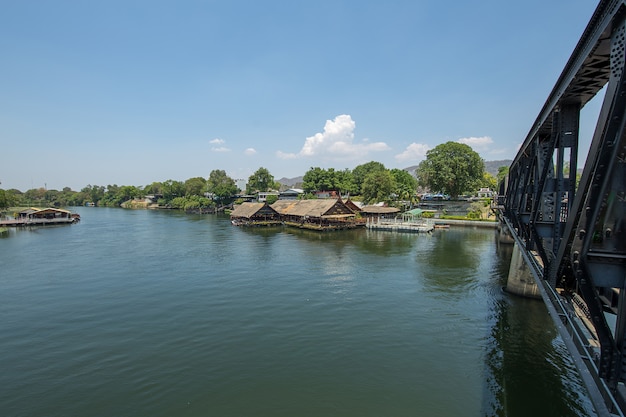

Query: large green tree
[[162, 180, 186, 201], [417, 142, 484, 198], [184, 177, 207, 197], [362, 170, 395, 204], [303, 167, 337, 193], [0, 189, 8, 209], [144, 182, 164, 195], [207, 170, 237, 204], [81, 185, 106, 205], [301, 167, 355, 195], [335, 168, 357, 196], [352, 161, 386, 195], [390, 168, 418, 202], [481, 172, 498, 191], [247, 167, 274, 193]]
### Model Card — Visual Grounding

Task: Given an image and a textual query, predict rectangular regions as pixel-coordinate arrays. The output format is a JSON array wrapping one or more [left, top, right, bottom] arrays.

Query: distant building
[[279, 188, 304, 200], [315, 190, 339, 199], [477, 188, 494, 198], [257, 191, 280, 202]]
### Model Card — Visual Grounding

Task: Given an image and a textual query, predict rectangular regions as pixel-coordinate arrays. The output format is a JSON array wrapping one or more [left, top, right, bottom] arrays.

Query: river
[[0, 207, 596, 416]]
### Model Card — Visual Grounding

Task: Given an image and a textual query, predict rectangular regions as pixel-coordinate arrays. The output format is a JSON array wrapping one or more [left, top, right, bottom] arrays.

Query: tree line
[[0, 141, 507, 210]]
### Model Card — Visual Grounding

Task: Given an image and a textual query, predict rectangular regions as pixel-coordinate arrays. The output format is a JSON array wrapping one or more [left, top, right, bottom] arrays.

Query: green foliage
[[352, 161, 386, 195], [335, 169, 357, 195], [98, 184, 141, 207], [496, 166, 509, 184], [265, 194, 279, 204], [390, 168, 418, 203], [184, 177, 207, 197], [162, 180, 185, 201], [0, 189, 8, 209], [417, 141, 484, 198], [171, 195, 214, 210], [144, 182, 163, 195], [481, 172, 497, 191], [302, 167, 356, 195], [247, 167, 274, 193], [207, 170, 237, 203], [362, 170, 395, 204], [467, 201, 484, 219], [170, 196, 187, 209], [303, 167, 332, 193]]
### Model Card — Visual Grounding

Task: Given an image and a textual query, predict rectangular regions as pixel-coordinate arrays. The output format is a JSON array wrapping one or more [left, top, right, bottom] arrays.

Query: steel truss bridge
[[500, 0, 626, 415]]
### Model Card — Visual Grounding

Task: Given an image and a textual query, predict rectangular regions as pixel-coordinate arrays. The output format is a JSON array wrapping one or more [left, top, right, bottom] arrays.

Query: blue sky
[[0, 0, 604, 191]]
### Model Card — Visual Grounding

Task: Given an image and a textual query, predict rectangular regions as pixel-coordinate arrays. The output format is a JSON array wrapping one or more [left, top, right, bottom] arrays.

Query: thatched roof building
[[271, 198, 360, 230], [230, 202, 280, 226], [271, 199, 353, 218], [359, 205, 400, 217]]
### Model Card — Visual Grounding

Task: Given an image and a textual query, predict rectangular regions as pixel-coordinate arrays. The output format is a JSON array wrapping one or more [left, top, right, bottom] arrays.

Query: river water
[[0, 208, 596, 416]]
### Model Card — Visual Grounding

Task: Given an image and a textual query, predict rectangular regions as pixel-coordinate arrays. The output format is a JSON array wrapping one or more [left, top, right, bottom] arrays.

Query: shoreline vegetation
[[1, 151, 509, 225], [1, 201, 497, 232]]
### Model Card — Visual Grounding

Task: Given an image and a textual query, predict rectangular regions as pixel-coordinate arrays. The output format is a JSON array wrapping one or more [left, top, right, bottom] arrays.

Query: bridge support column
[[497, 221, 514, 244], [506, 242, 541, 299]]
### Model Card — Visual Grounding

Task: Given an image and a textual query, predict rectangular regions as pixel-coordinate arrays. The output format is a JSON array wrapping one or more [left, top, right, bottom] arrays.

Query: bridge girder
[[503, 1, 626, 415]]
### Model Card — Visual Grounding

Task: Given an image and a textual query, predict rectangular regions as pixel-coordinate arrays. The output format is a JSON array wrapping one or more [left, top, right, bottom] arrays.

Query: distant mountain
[[484, 160, 512, 177], [277, 176, 303, 187], [403, 165, 419, 177]]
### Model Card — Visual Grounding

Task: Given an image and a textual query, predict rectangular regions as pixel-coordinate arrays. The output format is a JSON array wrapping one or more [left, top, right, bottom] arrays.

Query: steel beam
[[503, 1, 626, 415]]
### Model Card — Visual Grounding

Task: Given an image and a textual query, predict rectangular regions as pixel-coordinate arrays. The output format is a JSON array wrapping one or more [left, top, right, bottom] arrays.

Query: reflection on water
[[0, 210, 597, 417], [484, 237, 597, 417]]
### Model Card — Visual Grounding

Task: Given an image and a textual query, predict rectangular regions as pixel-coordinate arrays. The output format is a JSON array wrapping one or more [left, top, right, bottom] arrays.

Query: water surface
[[0, 208, 595, 416]]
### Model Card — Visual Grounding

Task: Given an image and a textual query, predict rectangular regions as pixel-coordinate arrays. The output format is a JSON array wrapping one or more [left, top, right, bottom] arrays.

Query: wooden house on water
[[229, 202, 281, 226], [271, 199, 362, 230], [0, 207, 79, 227], [359, 205, 400, 220], [343, 198, 362, 213]]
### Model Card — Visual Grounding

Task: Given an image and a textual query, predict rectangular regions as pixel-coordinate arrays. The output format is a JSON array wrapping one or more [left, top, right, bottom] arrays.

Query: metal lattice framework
[[502, 1, 626, 415]]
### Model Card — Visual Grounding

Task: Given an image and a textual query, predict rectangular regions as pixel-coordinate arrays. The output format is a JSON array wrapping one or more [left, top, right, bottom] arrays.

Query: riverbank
[[433, 218, 497, 228]]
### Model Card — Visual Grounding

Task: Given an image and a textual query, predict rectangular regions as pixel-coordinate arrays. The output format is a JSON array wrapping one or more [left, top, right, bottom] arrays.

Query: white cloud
[[276, 150, 298, 159], [244, 148, 257, 155], [211, 146, 231, 152], [457, 136, 493, 151], [395, 143, 430, 163], [277, 114, 390, 161], [209, 138, 230, 152]]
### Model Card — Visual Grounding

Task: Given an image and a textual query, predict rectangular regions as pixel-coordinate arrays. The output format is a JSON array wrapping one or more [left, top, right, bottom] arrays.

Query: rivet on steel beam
[[579, 229, 586, 239], [606, 228, 612, 238]]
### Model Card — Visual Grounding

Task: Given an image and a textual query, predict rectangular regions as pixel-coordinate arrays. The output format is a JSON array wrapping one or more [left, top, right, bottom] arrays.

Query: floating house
[[359, 205, 400, 219], [343, 199, 362, 213], [366, 207, 434, 233], [271, 198, 361, 230], [1, 207, 80, 227], [229, 202, 281, 226]]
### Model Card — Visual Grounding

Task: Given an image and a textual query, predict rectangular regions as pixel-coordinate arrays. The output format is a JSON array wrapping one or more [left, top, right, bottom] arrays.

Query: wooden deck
[[366, 218, 434, 233], [0, 218, 77, 227]]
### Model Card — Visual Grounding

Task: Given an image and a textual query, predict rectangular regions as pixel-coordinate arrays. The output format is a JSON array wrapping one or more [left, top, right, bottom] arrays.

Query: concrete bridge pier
[[506, 241, 541, 299], [496, 222, 515, 244]]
